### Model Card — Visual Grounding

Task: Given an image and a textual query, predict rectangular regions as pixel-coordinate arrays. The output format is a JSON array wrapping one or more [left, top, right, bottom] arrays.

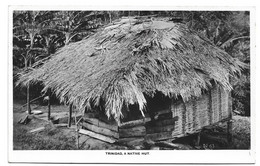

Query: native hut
[[18, 17, 244, 145]]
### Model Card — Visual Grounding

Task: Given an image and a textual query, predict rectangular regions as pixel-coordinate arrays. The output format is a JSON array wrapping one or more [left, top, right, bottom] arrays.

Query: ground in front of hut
[[12, 100, 250, 150]]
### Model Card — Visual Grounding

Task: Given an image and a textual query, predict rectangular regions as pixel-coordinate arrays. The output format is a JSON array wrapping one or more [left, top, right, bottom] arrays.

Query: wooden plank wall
[[81, 85, 231, 143], [81, 116, 120, 143]]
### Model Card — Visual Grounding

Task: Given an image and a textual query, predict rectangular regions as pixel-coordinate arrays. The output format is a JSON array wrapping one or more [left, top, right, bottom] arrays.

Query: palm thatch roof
[[17, 17, 244, 123]]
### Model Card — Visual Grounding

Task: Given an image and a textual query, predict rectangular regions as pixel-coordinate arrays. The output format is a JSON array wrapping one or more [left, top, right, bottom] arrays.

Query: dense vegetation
[[13, 11, 250, 116]]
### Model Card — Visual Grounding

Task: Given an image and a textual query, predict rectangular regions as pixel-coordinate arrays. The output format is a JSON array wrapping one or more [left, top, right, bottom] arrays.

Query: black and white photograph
[[7, 5, 256, 164]]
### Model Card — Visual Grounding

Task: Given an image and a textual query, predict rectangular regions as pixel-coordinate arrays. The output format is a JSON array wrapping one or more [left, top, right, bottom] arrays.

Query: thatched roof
[[17, 17, 244, 122]]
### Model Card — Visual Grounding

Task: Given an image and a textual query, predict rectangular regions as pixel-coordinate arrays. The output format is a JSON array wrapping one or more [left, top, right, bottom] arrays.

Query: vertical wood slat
[[211, 85, 219, 123], [182, 101, 186, 134], [48, 90, 51, 121], [228, 92, 232, 118], [184, 101, 193, 133], [171, 100, 177, 117], [227, 92, 233, 144], [192, 100, 197, 131], [208, 90, 213, 125], [218, 86, 222, 120], [174, 102, 180, 135], [196, 94, 210, 127], [178, 102, 185, 135], [171, 100, 183, 136], [221, 89, 229, 119]]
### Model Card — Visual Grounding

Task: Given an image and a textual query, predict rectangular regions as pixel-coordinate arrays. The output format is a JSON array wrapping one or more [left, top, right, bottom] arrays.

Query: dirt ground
[[12, 100, 251, 150], [13, 100, 128, 150]]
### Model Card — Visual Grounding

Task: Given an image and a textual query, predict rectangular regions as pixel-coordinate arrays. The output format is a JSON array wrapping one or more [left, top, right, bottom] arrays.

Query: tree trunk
[[44, 36, 50, 55], [65, 32, 70, 45], [108, 12, 112, 23], [26, 32, 35, 115], [24, 58, 32, 114]]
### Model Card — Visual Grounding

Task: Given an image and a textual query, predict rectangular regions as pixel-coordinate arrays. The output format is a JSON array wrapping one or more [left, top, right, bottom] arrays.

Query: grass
[[230, 115, 250, 149], [13, 100, 78, 150], [13, 121, 77, 150], [13, 119, 77, 150]]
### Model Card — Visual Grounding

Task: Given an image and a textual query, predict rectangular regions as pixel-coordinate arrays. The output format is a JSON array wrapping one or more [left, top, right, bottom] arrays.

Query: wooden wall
[[80, 85, 231, 144], [171, 85, 230, 139]]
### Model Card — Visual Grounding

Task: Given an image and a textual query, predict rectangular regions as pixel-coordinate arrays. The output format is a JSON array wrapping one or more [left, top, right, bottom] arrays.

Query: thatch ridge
[[17, 17, 244, 123]]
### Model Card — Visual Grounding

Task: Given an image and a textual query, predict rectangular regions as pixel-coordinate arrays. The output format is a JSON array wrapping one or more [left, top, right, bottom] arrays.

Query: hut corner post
[[227, 92, 233, 146], [68, 103, 73, 127]]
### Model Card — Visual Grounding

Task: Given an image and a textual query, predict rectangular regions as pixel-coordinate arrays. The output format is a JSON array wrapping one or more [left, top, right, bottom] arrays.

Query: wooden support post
[[76, 124, 80, 149], [75, 108, 80, 149], [74, 108, 78, 126], [47, 90, 51, 121], [27, 83, 32, 114], [227, 120, 233, 145], [68, 104, 73, 127], [196, 132, 201, 147]]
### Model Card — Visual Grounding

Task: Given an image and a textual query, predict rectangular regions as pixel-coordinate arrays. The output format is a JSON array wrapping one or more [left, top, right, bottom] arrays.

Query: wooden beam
[[18, 114, 30, 124], [146, 124, 175, 134], [145, 131, 173, 141], [28, 127, 45, 133], [119, 126, 146, 138], [146, 116, 178, 127], [119, 117, 151, 129], [79, 129, 117, 144], [68, 104, 73, 127], [155, 141, 193, 150], [54, 123, 67, 128], [20, 95, 43, 108], [154, 112, 173, 120], [82, 122, 119, 139], [84, 118, 118, 132]]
